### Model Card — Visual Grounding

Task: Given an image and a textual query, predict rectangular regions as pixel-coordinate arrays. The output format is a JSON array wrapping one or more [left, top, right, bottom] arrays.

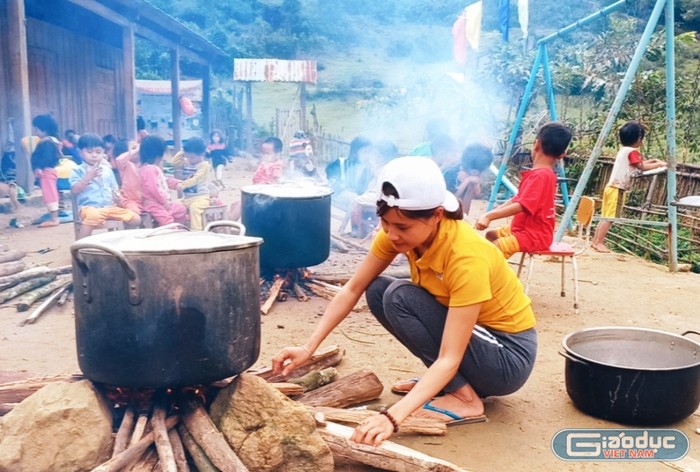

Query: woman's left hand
[[350, 413, 395, 447]]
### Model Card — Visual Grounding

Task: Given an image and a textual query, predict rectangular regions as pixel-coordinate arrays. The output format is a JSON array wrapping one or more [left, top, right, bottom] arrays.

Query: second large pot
[[561, 327, 700, 425], [241, 183, 332, 270]]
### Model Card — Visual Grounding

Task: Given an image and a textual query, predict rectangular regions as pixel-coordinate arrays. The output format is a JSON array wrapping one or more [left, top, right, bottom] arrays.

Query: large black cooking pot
[[561, 327, 700, 425], [241, 183, 332, 270], [71, 223, 263, 388]]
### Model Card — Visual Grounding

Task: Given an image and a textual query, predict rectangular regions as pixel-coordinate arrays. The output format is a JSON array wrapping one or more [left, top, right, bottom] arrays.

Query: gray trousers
[[366, 276, 537, 398]]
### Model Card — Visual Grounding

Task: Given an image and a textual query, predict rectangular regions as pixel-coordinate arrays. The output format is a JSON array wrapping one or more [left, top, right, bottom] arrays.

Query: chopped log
[[0, 275, 56, 305], [261, 277, 284, 315], [0, 265, 71, 291], [0, 249, 25, 264], [297, 370, 384, 408], [180, 397, 249, 472], [304, 281, 336, 301], [319, 421, 467, 472], [17, 275, 71, 312], [308, 406, 447, 436], [177, 424, 218, 472], [167, 427, 191, 472], [270, 382, 304, 397], [129, 412, 150, 448], [125, 447, 158, 472], [330, 237, 349, 253], [113, 405, 136, 457], [291, 282, 309, 302], [0, 260, 26, 278], [152, 401, 177, 472], [307, 279, 342, 292], [288, 367, 338, 392], [0, 373, 84, 404], [253, 345, 344, 383], [91, 415, 179, 472]]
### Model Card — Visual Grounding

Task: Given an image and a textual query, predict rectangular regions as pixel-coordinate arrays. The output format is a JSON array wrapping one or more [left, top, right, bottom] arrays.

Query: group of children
[[26, 113, 229, 239]]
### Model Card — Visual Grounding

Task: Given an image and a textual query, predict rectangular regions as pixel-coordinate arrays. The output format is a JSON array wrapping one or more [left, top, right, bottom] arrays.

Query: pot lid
[[242, 182, 332, 198], [72, 226, 262, 255]]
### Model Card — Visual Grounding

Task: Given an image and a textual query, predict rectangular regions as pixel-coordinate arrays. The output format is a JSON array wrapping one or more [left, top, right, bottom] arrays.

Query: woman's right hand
[[271, 346, 312, 377]]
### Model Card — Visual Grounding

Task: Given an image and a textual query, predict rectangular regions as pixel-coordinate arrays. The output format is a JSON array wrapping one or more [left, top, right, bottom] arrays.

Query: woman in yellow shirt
[[272, 156, 537, 446]]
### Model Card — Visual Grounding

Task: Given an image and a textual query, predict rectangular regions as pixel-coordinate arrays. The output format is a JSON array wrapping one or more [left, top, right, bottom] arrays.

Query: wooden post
[[170, 47, 181, 151], [245, 81, 253, 153], [300, 82, 307, 131], [122, 23, 136, 140], [6, 0, 33, 194], [201, 64, 211, 137]]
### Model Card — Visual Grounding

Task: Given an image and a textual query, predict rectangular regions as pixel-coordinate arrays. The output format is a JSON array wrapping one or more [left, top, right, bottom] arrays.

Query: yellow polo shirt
[[371, 218, 535, 333]]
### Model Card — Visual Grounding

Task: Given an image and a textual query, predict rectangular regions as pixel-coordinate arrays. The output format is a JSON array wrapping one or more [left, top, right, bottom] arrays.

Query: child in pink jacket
[[138, 136, 187, 226]]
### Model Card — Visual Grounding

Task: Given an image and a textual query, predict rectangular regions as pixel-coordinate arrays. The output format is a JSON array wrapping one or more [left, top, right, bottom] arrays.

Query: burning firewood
[[112, 404, 136, 456], [0, 275, 56, 304], [179, 396, 249, 472], [291, 282, 309, 302], [92, 415, 179, 472], [177, 423, 217, 472], [152, 396, 177, 472], [303, 281, 336, 301], [167, 428, 190, 472], [260, 277, 285, 315]]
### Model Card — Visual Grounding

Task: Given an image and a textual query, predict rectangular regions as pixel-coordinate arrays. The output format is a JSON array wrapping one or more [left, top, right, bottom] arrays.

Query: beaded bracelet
[[378, 407, 400, 433]]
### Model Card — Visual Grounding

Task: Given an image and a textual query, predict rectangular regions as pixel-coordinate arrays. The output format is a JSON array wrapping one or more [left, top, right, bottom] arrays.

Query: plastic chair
[[71, 193, 124, 240], [516, 241, 580, 314], [576, 196, 595, 252], [202, 205, 227, 229]]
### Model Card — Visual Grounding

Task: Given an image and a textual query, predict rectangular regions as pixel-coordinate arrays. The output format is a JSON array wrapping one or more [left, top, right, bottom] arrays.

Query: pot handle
[[204, 220, 246, 236], [71, 241, 141, 305], [682, 331, 700, 338], [139, 223, 189, 238], [558, 350, 591, 367]]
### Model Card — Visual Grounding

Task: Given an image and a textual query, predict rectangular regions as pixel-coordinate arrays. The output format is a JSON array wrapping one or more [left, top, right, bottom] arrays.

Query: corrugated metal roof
[[233, 59, 317, 84]]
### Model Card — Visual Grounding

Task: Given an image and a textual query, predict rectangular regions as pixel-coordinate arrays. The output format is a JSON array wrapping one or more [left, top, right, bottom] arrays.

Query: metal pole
[[555, 0, 669, 242], [487, 45, 543, 210], [665, 0, 678, 271], [541, 46, 571, 211], [538, 0, 627, 45]]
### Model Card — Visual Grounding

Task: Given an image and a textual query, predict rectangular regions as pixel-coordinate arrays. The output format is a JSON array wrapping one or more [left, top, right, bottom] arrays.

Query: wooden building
[[0, 0, 226, 192]]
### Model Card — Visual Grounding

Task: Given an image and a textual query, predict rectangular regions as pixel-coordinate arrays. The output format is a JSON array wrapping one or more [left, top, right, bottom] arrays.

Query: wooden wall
[[25, 16, 126, 139], [0, 6, 10, 148]]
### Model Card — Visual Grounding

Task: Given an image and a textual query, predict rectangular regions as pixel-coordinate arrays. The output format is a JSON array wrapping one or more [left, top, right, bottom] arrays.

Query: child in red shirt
[[475, 122, 573, 258]]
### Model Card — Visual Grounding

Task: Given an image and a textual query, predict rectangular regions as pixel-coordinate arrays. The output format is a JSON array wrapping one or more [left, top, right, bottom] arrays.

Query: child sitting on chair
[[475, 122, 573, 259], [172, 137, 213, 231], [69, 133, 141, 239], [139, 135, 187, 227], [453, 143, 494, 216]]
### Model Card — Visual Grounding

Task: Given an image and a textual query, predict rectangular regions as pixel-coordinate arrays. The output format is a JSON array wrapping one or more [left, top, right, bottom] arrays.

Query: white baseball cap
[[377, 156, 459, 212]]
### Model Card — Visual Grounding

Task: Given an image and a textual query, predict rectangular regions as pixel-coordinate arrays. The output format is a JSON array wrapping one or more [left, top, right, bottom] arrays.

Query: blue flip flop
[[422, 400, 487, 426]]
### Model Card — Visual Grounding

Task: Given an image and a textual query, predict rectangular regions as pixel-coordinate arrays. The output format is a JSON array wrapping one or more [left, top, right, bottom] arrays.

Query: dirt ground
[[1, 159, 699, 472]]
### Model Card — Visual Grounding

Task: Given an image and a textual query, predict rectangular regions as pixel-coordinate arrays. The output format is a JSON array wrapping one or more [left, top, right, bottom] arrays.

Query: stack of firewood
[[0, 246, 72, 326], [0, 346, 467, 471]]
